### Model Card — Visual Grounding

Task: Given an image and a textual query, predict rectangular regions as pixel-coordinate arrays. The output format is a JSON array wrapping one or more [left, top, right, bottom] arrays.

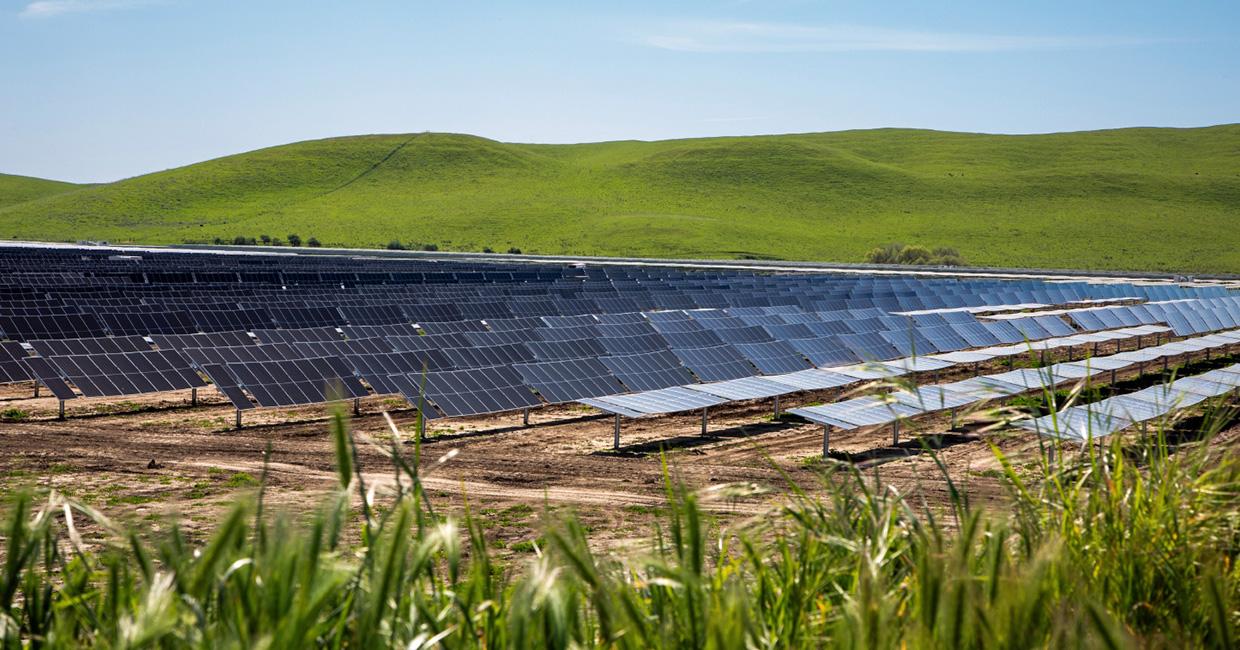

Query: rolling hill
[[1, 125, 1238, 273], [0, 173, 80, 209]]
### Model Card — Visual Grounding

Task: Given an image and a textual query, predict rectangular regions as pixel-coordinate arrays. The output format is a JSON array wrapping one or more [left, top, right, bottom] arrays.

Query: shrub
[[422, 243, 438, 251], [507, 246, 522, 254], [866, 242, 965, 266], [1, 408, 28, 422], [482, 247, 494, 254], [232, 236, 249, 246], [307, 237, 321, 248], [259, 234, 271, 245], [386, 240, 406, 250], [287, 234, 302, 247]]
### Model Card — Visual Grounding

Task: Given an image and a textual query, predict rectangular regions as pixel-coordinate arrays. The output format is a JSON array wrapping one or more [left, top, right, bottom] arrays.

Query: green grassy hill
[[0, 173, 80, 209], [1, 126, 1237, 272]]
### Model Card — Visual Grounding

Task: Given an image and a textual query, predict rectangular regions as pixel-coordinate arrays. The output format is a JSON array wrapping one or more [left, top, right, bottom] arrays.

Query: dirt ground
[[1, 342, 1235, 560]]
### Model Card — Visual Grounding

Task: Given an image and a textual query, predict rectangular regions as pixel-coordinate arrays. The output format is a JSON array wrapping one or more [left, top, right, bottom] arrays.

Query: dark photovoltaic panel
[[598, 322, 658, 338], [389, 332, 474, 351], [253, 327, 343, 344], [464, 329, 537, 346], [21, 356, 78, 399], [485, 317, 543, 331], [660, 329, 725, 349], [346, 351, 445, 376], [1033, 316, 1076, 337], [837, 333, 902, 361], [600, 350, 695, 391], [594, 312, 648, 325], [542, 314, 599, 328], [982, 320, 1027, 344], [598, 333, 671, 355], [671, 345, 758, 381], [732, 340, 813, 374], [340, 304, 408, 326], [151, 331, 255, 350], [877, 329, 940, 356], [223, 357, 367, 407], [0, 341, 33, 383], [341, 324, 421, 339], [30, 335, 150, 356], [443, 343, 535, 368], [1003, 318, 1052, 340], [788, 337, 861, 366], [182, 344, 301, 365], [532, 324, 600, 341], [419, 320, 488, 334], [524, 338, 606, 361], [417, 366, 541, 417], [188, 308, 273, 332], [405, 303, 463, 323], [513, 359, 626, 403], [100, 311, 197, 335], [48, 350, 205, 398], [292, 338, 394, 357], [269, 307, 344, 329], [199, 364, 255, 410], [651, 319, 706, 334], [711, 326, 774, 344], [0, 314, 107, 341], [916, 326, 971, 353]]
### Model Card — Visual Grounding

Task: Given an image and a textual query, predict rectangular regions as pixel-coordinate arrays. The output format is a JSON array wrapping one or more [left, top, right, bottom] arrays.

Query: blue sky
[[2, 0, 1237, 183]]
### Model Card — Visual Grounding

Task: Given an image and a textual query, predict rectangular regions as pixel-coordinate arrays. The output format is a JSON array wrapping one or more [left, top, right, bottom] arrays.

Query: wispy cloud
[[20, 0, 159, 18], [641, 22, 1169, 53]]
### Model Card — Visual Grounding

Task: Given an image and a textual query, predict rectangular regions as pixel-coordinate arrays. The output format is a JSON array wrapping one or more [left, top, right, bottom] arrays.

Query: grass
[[0, 126, 1237, 272], [0, 408, 1235, 648], [0, 173, 79, 210]]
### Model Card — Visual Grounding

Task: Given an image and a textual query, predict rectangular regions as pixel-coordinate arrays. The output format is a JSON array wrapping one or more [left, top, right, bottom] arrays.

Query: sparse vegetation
[[0, 411, 1234, 647]]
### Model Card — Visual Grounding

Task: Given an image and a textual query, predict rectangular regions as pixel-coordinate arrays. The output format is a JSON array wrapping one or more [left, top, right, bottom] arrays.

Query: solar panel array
[[0, 245, 1235, 426]]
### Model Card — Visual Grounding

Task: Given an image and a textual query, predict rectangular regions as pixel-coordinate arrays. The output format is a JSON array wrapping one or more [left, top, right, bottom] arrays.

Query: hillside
[[0, 173, 80, 209], [1, 126, 1238, 272]]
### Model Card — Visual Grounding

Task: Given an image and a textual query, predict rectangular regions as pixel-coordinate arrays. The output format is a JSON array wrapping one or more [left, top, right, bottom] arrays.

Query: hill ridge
[[1, 125, 1237, 273]]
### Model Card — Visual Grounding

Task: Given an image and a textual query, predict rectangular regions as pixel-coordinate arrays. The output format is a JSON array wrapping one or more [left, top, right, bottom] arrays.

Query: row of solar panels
[[788, 330, 1240, 442]]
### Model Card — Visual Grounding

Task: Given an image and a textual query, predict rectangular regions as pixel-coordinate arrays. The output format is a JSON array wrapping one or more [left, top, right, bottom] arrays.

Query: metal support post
[[191, 387, 197, 406], [58, 400, 65, 420], [235, 409, 241, 429], [353, 398, 360, 416], [822, 425, 831, 458], [772, 396, 781, 418], [701, 408, 708, 436], [34, 384, 39, 398], [892, 420, 900, 446], [613, 414, 621, 450], [522, 407, 530, 426]]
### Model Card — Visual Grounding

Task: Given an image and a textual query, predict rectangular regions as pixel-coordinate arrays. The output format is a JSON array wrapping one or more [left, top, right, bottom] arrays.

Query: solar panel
[[579, 386, 726, 418], [151, 331, 255, 350], [731, 340, 812, 374], [598, 333, 671, 355], [790, 398, 920, 430], [464, 330, 537, 346], [199, 364, 255, 410], [711, 326, 775, 344], [31, 335, 150, 356], [671, 345, 758, 381], [442, 343, 535, 368], [0, 341, 32, 383], [597, 322, 657, 338], [600, 350, 696, 391], [48, 350, 205, 398], [182, 343, 301, 365], [660, 329, 725, 349], [684, 376, 795, 401], [418, 320, 488, 334], [253, 327, 342, 344], [524, 338, 606, 361], [20, 356, 77, 400], [223, 357, 367, 407], [417, 366, 541, 417], [513, 359, 626, 403], [787, 337, 860, 366], [837, 332, 902, 361], [532, 324, 600, 341]]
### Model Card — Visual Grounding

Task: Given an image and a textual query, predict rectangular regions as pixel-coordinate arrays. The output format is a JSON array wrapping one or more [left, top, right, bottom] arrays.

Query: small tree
[[422, 243, 438, 252], [212, 237, 224, 245], [307, 237, 321, 248], [507, 247, 522, 254], [233, 235, 249, 246], [287, 234, 302, 247], [482, 246, 494, 253], [387, 240, 406, 250], [259, 234, 271, 245]]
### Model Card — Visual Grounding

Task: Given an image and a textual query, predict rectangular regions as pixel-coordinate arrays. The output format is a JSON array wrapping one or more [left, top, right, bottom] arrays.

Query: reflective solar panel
[[579, 386, 726, 418], [443, 343, 535, 368], [598, 333, 671, 355], [524, 338, 606, 361], [731, 340, 812, 374]]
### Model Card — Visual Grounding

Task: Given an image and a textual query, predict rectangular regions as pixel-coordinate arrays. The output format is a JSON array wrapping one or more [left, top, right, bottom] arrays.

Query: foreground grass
[[2, 126, 1238, 272], [0, 410, 1237, 648]]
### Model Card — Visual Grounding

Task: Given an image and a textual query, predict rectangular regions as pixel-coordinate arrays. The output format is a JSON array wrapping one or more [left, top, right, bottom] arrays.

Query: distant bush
[[422, 243, 438, 252], [482, 247, 494, 253], [507, 247, 522, 254], [259, 234, 271, 245], [307, 237, 321, 248], [232, 236, 256, 246], [212, 237, 224, 245], [386, 240, 406, 250], [287, 234, 302, 247], [866, 243, 964, 266]]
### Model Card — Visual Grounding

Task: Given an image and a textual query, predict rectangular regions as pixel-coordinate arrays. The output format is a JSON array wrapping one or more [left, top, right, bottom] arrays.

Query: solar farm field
[[2, 125, 1239, 273], [1, 244, 1238, 646]]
